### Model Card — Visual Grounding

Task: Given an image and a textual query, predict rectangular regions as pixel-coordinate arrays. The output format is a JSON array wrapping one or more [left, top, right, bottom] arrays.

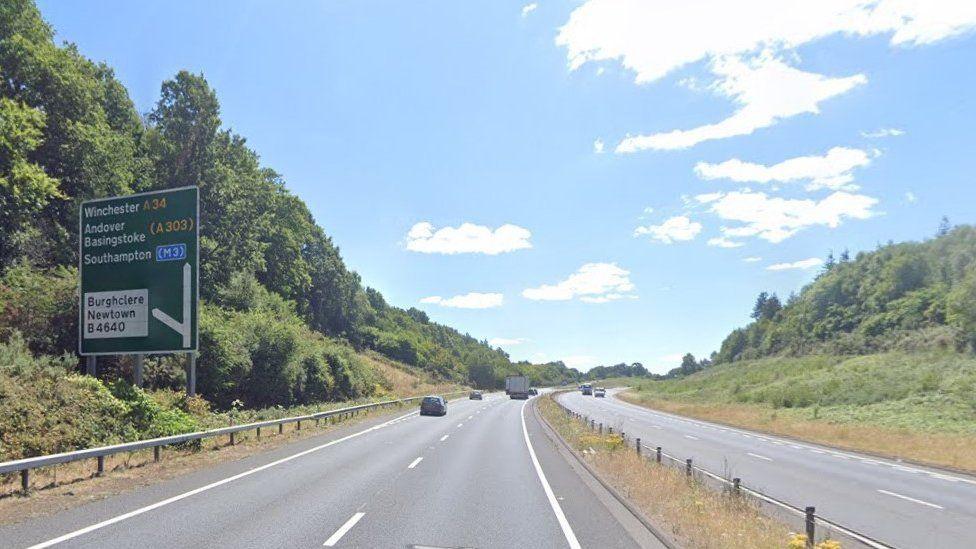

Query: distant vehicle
[[420, 395, 447, 416], [594, 387, 606, 397], [469, 390, 483, 400], [581, 384, 593, 395], [506, 375, 530, 399], [528, 388, 538, 396]]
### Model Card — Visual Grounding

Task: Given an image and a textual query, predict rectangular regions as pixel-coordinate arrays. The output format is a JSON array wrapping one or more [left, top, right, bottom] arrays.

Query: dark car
[[469, 391, 483, 400], [528, 388, 538, 396], [420, 395, 447, 416]]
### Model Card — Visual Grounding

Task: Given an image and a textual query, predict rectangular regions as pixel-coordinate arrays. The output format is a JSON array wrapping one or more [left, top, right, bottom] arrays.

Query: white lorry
[[505, 375, 530, 400]]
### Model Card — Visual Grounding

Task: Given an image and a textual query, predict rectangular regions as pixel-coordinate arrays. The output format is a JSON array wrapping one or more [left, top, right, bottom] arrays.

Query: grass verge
[[620, 351, 976, 473], [537, 395, 839, 549]]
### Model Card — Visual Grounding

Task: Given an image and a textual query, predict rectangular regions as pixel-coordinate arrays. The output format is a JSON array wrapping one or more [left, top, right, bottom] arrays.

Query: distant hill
[[716, 225, 976, 364]]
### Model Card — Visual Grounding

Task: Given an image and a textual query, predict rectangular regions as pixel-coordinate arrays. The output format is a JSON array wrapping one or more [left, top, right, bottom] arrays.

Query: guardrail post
[[805, 507, 816, 548], [732, 477, 740, 495], [21, 470, 29, 494], [656, 446, 662, 463], [229, 432, 236, 446], [636, 438, 641, 454], [686, 458, 693, 477], [97, 455, 105, 476], [608, 426, 613, 435], [599, 422, 603, 434], [278, 423, 284, 435], [297, 420, 302, 431], [154, 446, 161, 462], [256, 427, 261, 439], [590, 419, 595, 430]]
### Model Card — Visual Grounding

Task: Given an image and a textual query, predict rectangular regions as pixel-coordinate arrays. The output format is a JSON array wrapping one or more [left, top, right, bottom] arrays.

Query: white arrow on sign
[[152, 262, 192, 348]]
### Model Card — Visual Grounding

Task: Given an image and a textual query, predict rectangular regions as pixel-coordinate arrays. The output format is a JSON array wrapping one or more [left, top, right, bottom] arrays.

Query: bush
[[0, 333, 131, 460], [197, 297, 377, 409], [0, 262, 78, 357]]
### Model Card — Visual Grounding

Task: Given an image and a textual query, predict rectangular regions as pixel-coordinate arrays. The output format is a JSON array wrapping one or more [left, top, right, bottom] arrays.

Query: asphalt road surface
[[1, 393, 662, 549], [559, 388, 976, 549]]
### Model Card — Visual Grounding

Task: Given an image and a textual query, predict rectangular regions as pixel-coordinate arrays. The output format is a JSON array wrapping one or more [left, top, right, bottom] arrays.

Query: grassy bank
[[0, 333, 464, 465], [622, 351, 976, 472], [536, 396, 813, 549]]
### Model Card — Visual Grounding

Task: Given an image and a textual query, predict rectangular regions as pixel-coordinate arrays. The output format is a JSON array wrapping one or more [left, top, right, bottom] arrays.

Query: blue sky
[[39, 1, 976, 372]]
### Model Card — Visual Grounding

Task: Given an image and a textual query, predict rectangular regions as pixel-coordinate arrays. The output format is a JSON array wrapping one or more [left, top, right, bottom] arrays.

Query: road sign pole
[[186, 352, 196, 397], [86, 355, 96, 376], [134, 354, 144, 387]]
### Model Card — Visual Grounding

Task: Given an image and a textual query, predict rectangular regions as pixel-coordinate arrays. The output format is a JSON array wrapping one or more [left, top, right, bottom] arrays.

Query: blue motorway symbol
[[156, 243, 187, 262]]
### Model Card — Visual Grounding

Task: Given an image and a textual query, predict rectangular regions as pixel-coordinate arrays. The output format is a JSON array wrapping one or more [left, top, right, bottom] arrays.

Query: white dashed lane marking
[[878, 489, 944, 509]]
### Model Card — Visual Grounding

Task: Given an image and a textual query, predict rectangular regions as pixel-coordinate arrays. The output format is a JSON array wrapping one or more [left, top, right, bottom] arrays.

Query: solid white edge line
[[747, 452, 773, 462], [877, 489, 944, 509], [684, 435, 698, 440], [408, 456, 424, 469], [323, 511, 366, 546], [440, 434, 449, 442], [27, 410, 418, 549], [520, 401, 581, 549]]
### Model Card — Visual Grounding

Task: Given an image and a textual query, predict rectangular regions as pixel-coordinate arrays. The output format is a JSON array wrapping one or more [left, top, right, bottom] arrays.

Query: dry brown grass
[[360, 351, 463, 396], [537, 396, 797, 549], [617, 393, 976, 473]]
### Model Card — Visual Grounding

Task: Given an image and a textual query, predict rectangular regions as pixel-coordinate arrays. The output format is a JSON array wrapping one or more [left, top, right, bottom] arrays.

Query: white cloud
[[523, 262, 637, 302], [420, 292, 504, 309], [557, 1, 976, 85], [767, 257, 824, 271], [695, 147, 873, 191], [556, 1, 976, 151], [615, 54, 866, 152], [521, 3, 537, 17], [705, 190, 878, 243], [406, 222, 531, 255], [707, 236, 744, 248], [694, 192, 724, 204], [743, 256, 763, 262], [905, 191, 917, 203], [562, 355, 600, 370], [862, 127, 905, 138], [634, 215, 702, 244], [593, 138, 605, 154], [580, 293, 638, 304], [489, 337, 527, 347]]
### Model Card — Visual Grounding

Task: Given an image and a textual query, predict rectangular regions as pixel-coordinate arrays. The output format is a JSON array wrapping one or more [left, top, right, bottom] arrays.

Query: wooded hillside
[[716, 224, 976, 363], [0, 0, 580, 411]]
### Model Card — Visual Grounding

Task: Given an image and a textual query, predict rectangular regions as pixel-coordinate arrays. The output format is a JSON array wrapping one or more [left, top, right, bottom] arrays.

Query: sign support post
[[134, 354, 144, 387], [186, 353, 196, 397]]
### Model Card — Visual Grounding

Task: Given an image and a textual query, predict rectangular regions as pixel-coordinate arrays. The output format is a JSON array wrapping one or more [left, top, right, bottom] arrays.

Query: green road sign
[[79, 186, 198, 355]]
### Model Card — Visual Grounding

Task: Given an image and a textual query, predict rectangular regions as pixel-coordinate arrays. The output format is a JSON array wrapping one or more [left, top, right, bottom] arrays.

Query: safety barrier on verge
[[549, 394, 898, 549], [1, 391, 468, 494]]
